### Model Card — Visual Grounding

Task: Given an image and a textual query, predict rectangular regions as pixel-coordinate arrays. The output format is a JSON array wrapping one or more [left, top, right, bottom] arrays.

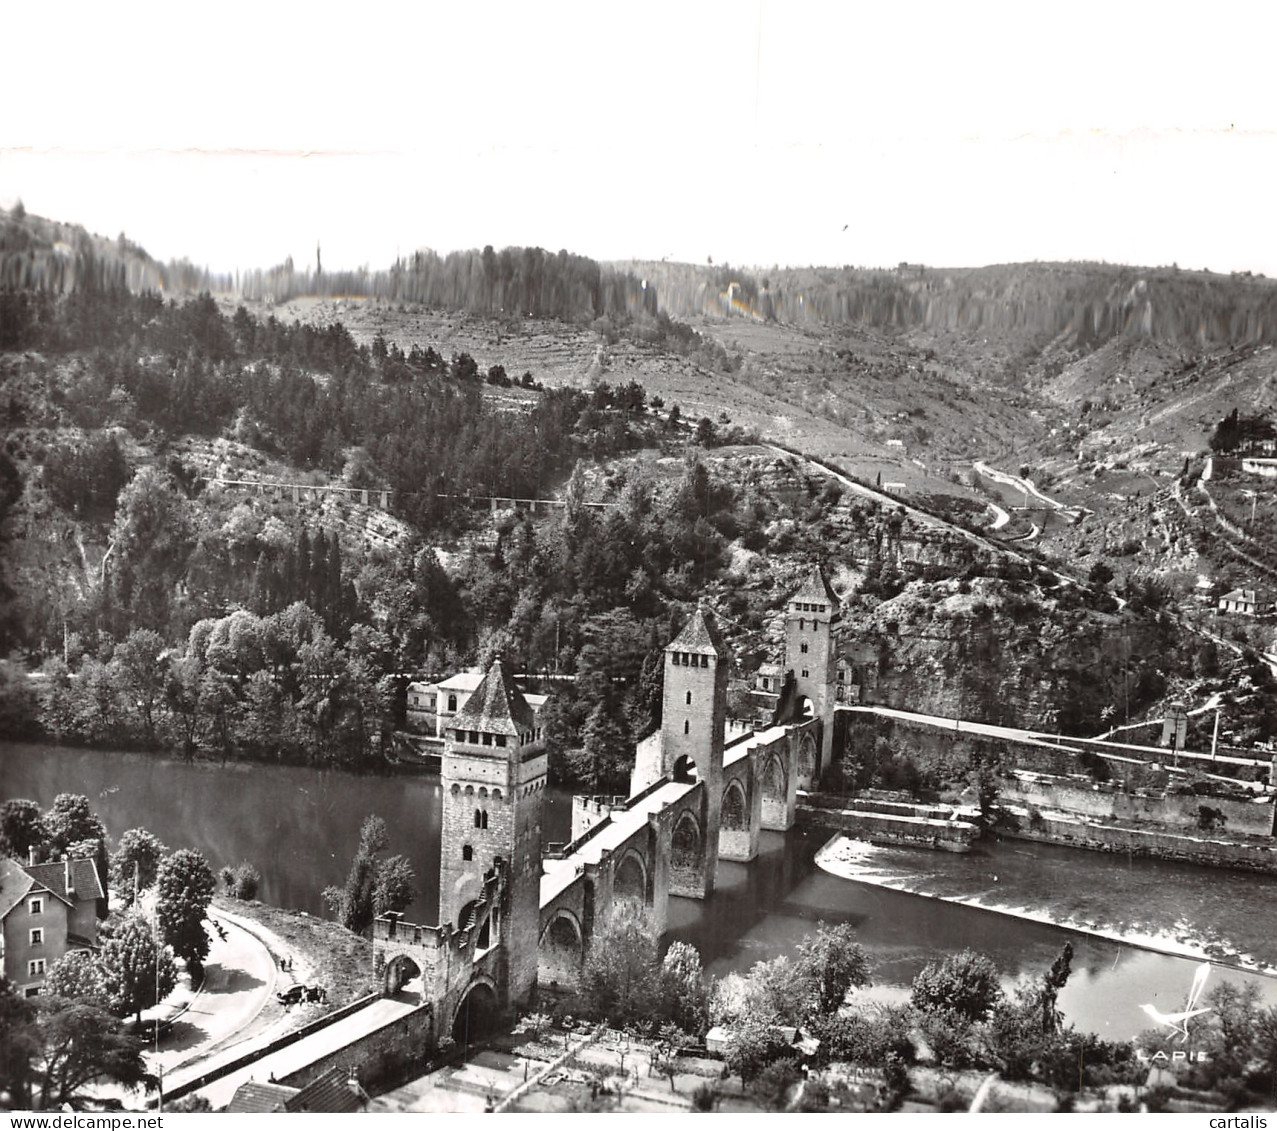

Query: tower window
[[463, 844, 473, 861], [496, 734, 506, 747], [802, 670, 810, 679], [482, 811, 489, 829], [684, 719, 690, 734], [800, 642, 809, 654], [685, 690, 692, 705], [474, 809, 482, 828], [482, 733, 492, 746], [469, 730, 480, 744], [701, 655, 709, 668], [799, 618, 805, 631]]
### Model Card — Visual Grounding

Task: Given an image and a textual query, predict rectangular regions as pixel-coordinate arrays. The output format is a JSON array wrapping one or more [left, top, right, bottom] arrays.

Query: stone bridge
[[368, 570, 842, 1056]]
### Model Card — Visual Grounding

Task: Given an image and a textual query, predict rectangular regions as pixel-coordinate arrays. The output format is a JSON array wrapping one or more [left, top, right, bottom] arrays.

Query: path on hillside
[[973, 460, 1070, 512], [762, 443, 1090, 593]]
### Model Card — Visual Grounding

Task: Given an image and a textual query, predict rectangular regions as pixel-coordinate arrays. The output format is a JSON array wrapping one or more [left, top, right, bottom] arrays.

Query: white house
[[1218, 588, 1267, 616], [407, 670, 547, 737]]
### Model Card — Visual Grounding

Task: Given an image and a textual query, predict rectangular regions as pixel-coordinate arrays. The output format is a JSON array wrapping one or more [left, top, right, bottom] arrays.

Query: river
[[5, 741, 1276, 1040]]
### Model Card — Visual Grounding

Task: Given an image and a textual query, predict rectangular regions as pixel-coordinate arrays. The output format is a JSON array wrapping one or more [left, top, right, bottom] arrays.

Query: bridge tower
[[658, 606, 728, 899], [784, 565, 841, 782], [440, 658, 546, 1010]]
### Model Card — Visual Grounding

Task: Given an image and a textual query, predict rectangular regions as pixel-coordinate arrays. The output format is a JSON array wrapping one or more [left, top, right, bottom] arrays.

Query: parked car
[[277, 983, 328, 1006]]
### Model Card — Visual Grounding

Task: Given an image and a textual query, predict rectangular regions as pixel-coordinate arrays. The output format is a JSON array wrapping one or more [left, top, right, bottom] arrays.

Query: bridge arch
[[796, 730, 818, 791], [673, 754, 698, 783], [383, 952, 423, 1000], [721, 780, 748, 831], [538, 909, 584, 990], [761, 752, 787, 826], [452, 976, 500, 1046], [670, 811, 703, 890], [613, 848, 648, 907]]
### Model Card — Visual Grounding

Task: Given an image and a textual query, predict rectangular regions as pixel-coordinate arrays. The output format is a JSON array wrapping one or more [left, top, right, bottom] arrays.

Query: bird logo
[[1139, 962, 1212, 1043]]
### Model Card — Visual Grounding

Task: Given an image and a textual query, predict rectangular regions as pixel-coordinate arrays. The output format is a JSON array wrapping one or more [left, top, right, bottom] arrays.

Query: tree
[[155, 849, 215, 979], [572, 702, 631, 792], [580, 904, 663, 1027], [661, 941, 709, 1036], [43, 795, 105, 857], [42, 951, 107, 1006], [220, 861, 261, 900], [651, 1022, 691, 1092], [911, 949, 1004, 1022], [109, 629, 168, 746], [372, 854, 416, 917], [0, 977, 39, 1109], [99, 911, 177, 1022], [726, 1018, 794, 1084], [1087, 560, 1114, 588], [326, 815, 411, 934], [794, 922, 871, 1015], [112, 828, 167, 904], [32, 997, 154, 1109], [0, 799, 45, 860]]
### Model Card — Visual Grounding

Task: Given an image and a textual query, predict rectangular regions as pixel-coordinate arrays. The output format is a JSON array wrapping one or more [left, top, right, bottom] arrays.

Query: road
[[973, 460, 1067, 512], [762, 444, 1096, 594], [147, 910, 279, 1078]]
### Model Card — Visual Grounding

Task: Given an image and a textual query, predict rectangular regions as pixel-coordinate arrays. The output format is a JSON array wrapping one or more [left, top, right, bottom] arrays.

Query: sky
[[4, 1, 1276, 277]]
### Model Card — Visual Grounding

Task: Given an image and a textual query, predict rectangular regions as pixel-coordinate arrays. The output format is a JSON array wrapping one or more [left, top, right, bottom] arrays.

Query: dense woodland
[[0, 280, 784, 780]]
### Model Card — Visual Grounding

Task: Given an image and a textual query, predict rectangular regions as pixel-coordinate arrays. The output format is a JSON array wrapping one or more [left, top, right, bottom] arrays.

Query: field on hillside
[[238, 296, 1011, 511]]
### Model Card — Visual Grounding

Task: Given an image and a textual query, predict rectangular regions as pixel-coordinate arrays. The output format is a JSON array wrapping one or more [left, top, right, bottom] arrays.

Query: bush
[[222, 861, 262, 900], [691, 1082, 718, 1111], [911, 950, 1003, 1022], [749, 1055, 802, 1111]]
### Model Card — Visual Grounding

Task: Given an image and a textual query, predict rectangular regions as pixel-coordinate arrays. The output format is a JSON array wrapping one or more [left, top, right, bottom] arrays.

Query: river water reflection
[[5, 741, 1275, 1040]]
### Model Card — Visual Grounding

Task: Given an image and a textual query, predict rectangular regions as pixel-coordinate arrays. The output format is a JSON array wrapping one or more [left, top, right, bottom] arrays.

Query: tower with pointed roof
[[439, 657, 545, 1007], [659, 606, 728, 898], [784, 565, 841, 781]]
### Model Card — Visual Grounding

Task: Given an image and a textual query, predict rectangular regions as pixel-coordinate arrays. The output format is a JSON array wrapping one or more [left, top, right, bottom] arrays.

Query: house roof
[[285, 1067, 367, 1113], [667, 607, 727, 657], [1220, 588, 1259, 603], [226, 1081, 297, 1113], [23, 858, 105, 903], [452, 658, 537, 736], [791, 565, 840, 609], [0, 857, 36, 920], [434, 671, 486, 693]]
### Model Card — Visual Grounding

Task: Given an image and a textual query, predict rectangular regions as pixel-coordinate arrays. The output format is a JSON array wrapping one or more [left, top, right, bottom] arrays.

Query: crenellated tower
[[657, 607, 729, 898], [440, 658, 545, 1008], [783, 565, 841, 783]]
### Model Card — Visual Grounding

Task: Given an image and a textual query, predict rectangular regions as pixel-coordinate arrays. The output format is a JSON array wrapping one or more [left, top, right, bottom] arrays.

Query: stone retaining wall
[[1008, 813, 1277, 874], [279, 1004, 434, 1093], [1003, 773, 1275, 838]]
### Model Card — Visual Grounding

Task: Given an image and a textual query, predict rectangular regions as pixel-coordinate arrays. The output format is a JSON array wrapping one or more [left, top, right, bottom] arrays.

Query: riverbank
[[814, 833, 1277, 978]]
